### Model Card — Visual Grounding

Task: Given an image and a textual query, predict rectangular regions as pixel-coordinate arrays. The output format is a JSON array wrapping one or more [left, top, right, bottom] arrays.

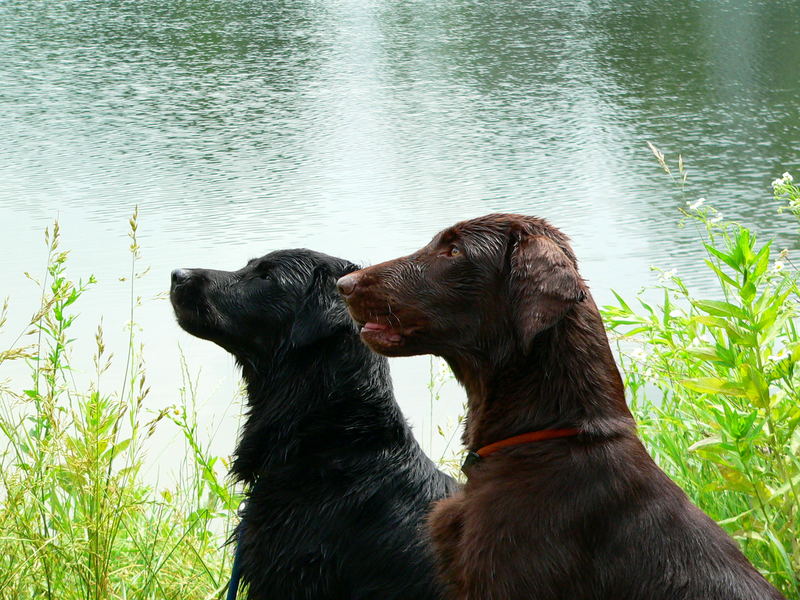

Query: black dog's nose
[[336, 273, 358, 296], [171, 268, 191, 287]]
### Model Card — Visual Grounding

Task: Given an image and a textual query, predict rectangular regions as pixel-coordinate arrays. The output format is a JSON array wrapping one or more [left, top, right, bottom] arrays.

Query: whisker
[[387, 302, 403, 328]]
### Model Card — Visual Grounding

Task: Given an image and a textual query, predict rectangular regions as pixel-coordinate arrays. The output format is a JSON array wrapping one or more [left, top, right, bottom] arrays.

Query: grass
[[0, 214, 239, 600], [1, 167, 798, 597]]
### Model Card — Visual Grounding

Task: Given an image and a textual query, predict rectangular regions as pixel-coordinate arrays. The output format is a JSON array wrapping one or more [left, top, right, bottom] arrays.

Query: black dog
[[170, 249, 456, 600]]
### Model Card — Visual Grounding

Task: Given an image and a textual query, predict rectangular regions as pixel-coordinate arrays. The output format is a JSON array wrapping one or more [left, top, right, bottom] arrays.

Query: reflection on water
[[1, 0, 799, 468]]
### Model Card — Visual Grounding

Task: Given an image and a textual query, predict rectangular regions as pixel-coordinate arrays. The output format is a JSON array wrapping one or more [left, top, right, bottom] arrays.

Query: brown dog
[[337, 214, 785, 600]]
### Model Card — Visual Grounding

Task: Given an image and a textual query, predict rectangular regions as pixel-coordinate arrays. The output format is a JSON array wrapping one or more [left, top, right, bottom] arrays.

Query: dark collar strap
[[227, 522, 245, 600]]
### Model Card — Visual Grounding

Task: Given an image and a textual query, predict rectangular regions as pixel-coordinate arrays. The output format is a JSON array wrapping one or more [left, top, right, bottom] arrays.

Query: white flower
[[779, 248, 789, 259], [768, 349, 789, 362], [783, 172, 794, 182], [657, 268, 677, 282], [687, 197, 706, 210], [708, 213, 723, 223], [772, 178, 785, 188], [631, 348, 648, 361], [773, 260, 785, 272]]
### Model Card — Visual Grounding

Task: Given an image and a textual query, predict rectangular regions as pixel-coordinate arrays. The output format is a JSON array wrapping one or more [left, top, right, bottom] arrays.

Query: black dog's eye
[[254, 265, 273, 280]]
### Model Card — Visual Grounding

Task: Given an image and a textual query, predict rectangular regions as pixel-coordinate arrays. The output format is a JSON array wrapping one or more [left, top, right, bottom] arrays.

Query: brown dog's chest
[[429, 453, 602, 599]]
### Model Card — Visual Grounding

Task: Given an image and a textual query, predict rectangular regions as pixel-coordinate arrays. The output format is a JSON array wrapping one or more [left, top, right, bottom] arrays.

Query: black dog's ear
[[341, 262, 360, 276], [509, 233, 585, 349], [290, 265, 355, 348]]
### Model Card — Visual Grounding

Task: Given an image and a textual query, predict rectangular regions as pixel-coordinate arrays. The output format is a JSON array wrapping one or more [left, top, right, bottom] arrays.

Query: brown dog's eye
[[447, 246, 461, 257]]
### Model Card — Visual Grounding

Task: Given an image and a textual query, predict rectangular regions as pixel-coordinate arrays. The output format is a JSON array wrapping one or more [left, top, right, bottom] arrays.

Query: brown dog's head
[[337, 214, 587, 364]]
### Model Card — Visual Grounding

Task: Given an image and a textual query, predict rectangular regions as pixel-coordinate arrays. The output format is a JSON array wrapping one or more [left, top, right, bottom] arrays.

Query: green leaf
[[606, 319, 646, 329], [757, 304, 779, 332], [735, 227, 755, 265], [680, 377, 749, 397], [692, 299, 749, 321], [106, 438, 132, 462], [688, 435, 722, 452], [611, 289, 632, 313], [733, 410, 763, 441], [739, 364, 770, 407], [691, 315, 729, 330], [638, 298, 654, 315], [725, 323, 757, 348], [752, 243, 772, 279], [740, 281, 757, 304], [766, 472, 800, 504], [705, 244, 741, 272], [618, 325, 654, 337], [717, 465, 756, 494], [704, 259, 740, 289], [686, 346, 730, 365], [763, 529, 795, 579]]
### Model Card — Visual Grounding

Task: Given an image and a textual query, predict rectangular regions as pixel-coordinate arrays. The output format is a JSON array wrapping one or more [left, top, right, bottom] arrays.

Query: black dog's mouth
[[171, 292, 207, 333], [170, 274, 217, 340]]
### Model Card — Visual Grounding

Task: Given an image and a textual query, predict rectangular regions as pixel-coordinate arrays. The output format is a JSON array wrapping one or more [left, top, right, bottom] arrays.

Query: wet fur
[[339, 215, 786, 600], [170, 249, 457, 600]]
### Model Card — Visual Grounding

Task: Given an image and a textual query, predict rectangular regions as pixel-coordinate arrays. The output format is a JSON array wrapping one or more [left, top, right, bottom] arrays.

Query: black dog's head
[[170, 249, 360, 362]]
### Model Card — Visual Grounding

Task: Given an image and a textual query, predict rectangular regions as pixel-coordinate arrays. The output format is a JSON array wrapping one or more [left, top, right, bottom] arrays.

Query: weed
[[0, 212, 237, 600], [603, 159, 800, 597]]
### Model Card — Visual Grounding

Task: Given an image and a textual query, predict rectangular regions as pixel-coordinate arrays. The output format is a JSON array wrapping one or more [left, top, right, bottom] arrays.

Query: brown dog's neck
[[448, 300, 636, 450]]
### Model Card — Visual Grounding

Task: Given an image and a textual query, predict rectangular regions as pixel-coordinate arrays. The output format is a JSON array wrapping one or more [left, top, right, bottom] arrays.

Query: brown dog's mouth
[[344, 299, 424, 352], [361, 321, 405, 345], [361, 321, 404, 346]]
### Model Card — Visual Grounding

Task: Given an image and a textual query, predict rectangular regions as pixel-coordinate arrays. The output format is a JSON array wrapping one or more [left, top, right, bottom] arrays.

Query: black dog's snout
[[171, 268, 192, 287]]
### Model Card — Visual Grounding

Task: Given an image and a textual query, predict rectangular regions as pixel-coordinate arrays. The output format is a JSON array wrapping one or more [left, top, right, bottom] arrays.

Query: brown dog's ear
[[509, 234, 585, 348]]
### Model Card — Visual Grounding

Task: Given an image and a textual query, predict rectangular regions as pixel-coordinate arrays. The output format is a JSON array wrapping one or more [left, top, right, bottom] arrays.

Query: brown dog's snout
[[336, 272, 359, 296]]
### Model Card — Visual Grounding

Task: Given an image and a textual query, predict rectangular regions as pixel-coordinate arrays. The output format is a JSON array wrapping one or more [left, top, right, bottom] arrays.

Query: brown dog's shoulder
[[427, 493, 467, 597]]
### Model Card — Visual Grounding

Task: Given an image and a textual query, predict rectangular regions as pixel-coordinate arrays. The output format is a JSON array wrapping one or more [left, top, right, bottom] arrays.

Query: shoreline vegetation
[[0, 212, 240, 599], [601, 163, 800, 598], [1, 165, 799, 598]]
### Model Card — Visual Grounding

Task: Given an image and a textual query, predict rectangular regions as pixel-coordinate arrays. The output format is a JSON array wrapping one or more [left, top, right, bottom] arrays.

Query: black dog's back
[[170, 249, 456, 600], [236, 322, 456, 600]]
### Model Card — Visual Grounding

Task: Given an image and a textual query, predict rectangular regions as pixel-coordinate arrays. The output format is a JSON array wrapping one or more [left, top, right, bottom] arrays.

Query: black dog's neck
[[232, 333, 412, 486], [449, 301, 636, 451]]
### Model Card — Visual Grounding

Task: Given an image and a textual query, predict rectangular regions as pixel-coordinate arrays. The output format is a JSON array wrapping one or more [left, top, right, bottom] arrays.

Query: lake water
[[2, 0, 799, 473]]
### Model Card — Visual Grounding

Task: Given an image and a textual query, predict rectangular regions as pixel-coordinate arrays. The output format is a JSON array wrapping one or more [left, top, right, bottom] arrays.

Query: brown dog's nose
[[336, 273, 358, 296]]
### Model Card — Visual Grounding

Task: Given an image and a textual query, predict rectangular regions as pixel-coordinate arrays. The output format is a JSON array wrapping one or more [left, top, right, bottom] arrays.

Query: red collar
[[461, 428, 581, 475]]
